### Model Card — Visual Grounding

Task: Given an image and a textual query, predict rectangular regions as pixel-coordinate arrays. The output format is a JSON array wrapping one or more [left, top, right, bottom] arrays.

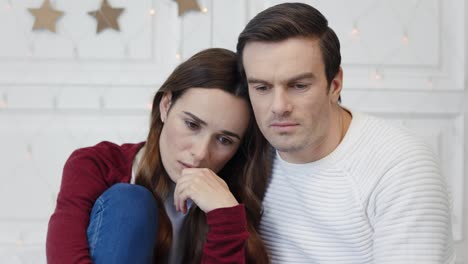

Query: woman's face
[[159, 88, 250, 183]]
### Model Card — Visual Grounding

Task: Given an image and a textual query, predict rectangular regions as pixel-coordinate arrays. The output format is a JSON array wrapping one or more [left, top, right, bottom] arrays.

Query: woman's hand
[[174, 168, 239, 214]]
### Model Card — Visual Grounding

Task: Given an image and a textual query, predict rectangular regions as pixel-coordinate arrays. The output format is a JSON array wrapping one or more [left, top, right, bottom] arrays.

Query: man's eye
[[294, 83, 308, 89], [185, 121, 199, 130]]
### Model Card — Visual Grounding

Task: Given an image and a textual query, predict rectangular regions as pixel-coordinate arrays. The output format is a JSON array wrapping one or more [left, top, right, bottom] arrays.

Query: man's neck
[[278, 106, 352, 164]]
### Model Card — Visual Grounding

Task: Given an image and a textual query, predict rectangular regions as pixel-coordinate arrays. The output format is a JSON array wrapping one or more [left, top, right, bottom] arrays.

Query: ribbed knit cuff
[[206, 204, 247, 234]]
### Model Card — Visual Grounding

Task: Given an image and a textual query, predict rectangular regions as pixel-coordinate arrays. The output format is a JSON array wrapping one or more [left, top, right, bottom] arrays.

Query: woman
[[46, 48, 271, 264]]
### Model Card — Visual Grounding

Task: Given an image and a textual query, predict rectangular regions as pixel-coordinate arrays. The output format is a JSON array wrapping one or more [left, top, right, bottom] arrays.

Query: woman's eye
[[185, 120, 199, 130], [218, 136, 233, 146]]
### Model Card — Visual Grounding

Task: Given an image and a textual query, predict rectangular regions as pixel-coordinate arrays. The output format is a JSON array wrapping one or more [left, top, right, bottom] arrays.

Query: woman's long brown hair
[[135, 48, 271, 263]]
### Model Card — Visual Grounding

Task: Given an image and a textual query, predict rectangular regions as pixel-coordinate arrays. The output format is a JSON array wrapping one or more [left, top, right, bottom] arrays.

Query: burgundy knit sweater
[[46, 141, 248, 263]]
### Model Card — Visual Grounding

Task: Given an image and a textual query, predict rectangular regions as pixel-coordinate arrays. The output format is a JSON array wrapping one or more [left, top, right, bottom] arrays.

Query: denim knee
[[87, 183, 159, 263], [100, 183, 159, 217]]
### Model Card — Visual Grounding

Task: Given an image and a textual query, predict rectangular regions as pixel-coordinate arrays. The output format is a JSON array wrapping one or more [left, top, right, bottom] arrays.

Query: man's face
[[242, 37, 342, 163]]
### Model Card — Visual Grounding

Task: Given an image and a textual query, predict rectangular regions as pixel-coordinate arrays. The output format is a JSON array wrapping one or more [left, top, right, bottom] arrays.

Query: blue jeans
[[87, 183, 159, 264]]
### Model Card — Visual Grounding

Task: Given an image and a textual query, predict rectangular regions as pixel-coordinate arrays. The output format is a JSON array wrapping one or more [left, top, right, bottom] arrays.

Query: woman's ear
[[159, 91, 172, 123]]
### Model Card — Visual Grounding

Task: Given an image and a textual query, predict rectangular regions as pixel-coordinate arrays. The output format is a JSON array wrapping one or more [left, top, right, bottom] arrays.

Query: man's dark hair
[[237, 2, 341, 89]]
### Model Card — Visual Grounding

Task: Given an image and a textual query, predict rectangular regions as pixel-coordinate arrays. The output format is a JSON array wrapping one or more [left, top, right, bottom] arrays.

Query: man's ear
[[329, 67, 343, 104], [159, 91, 172, 123]]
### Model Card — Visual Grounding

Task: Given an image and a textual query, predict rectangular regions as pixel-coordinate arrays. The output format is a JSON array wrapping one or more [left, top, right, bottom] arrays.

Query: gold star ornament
[[88, 0, 125, 33], [28, 0, 64, 33], [176, 0, 201, 16]]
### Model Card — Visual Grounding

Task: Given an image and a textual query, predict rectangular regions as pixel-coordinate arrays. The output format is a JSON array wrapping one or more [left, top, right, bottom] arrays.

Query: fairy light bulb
[[427, 77, 433, 88], [149, 8, 156, 16], [402, 32, 409, 45], [175, 53, 181, 60], [350, 23, 360, 42], [16, 232, 25, 247], [201, 7, 208, 13], [25, 144, 33, 160], [374, 68, 383, 80], [52, 96, 58, 110], [16, 238, 24, 247], [146, 102, 153, 110], [0, 93, 7, 109]]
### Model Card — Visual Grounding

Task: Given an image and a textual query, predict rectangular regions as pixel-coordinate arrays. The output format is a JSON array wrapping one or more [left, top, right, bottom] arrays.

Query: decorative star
[[28, 0, 64, 33], [175, 0, 201, 16], [88, 0, 124, 33]]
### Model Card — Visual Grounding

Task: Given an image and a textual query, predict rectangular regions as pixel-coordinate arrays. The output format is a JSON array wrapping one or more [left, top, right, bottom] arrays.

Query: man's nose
[[271, 88, 292, 116]]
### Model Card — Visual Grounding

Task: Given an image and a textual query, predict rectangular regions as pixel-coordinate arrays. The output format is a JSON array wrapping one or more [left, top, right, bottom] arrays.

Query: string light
[[16, 232, 25, 247], [201, 7, 208, 13], [350, 21, 360, 38], [52, 96, 58, 110], [373, 68, 383, 80], [427, 77, 433, 89], [149, 8, 156, 16], [402, 31, 409, 45], [5, 0, 11, 10], [16, 239, 24, 247], [0, 93, 7, 109], [73, 46, 79, 59], [99, 96, 105, 110], [175, 53, 181, 60], [350, 23, 360, 42], [146, 103, 153, 110], [25, 144, 33, 160]]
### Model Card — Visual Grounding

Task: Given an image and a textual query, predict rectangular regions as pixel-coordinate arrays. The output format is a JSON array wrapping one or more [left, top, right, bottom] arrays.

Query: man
[[237, 2, 454, 263]]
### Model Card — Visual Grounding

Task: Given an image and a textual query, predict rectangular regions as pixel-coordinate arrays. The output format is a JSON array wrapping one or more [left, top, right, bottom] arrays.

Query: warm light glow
[[146, 103, 153, 110], [0, 94, 7, 109], [25, 145, 33, 160], [402, 34, 409, 45], [202, 7, 208, 13], [73, 47, 79, 59], [149, 8, 156, 16], [175, 53, 181, 60], [5, 3, 11, 10], [16, 239, 24, 247], [374, 73, 382, 80], [427, 77, 433, 88]]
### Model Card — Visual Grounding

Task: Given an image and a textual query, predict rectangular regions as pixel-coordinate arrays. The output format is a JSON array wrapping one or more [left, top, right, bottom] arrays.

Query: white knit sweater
[[260, 111, 455, 263]]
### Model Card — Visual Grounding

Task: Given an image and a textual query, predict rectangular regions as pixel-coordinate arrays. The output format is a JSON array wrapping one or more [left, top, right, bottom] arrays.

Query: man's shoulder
[[353, 111, 431, 158]]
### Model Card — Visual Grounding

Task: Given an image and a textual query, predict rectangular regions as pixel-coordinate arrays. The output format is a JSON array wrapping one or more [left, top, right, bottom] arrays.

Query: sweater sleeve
[[46, 148, 113, 264], [202, 204, 249, 264], [370, 142, 455, 263]]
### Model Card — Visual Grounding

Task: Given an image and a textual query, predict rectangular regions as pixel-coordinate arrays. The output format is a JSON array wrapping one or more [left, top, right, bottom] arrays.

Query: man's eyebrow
[[183, 111, 207, 126], [247, 78, 272, 86], [286, 72, 316, 83], [247, 73, 315, 85], [183, 111, 241, 140]]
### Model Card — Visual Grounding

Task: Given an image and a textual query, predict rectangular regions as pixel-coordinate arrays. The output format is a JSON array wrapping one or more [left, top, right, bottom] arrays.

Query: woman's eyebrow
[[220, 130, 241, 140], [183, 111, 241, 140], [183, 111, 207, 126]]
